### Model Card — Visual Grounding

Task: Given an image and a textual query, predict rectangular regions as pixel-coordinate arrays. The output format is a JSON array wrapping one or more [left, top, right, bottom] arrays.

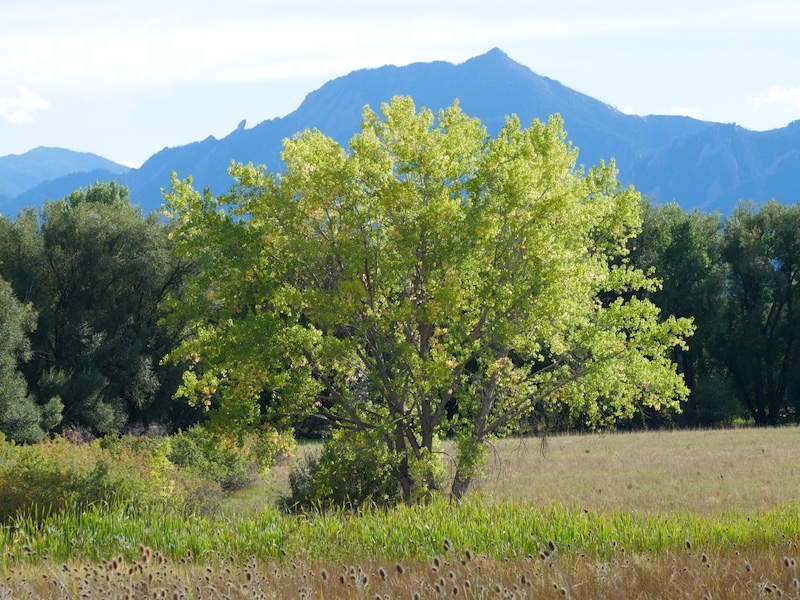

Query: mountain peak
[[462, 47, 516, 67]]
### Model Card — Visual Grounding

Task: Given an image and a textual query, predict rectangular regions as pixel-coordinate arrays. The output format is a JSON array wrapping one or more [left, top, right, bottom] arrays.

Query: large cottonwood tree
[[165, 97, 692, 501]]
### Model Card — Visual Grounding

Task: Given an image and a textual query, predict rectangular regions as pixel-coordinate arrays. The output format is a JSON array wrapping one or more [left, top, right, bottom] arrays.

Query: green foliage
[[168, 425, 295, 490], [165, 97, 693, 503], [630, 202, 730, 426], [0, 434, 218, 523], [720, 201, 800, 424], [0, 276, 62, 442], [285, 429, 403, 511], [0, 183, 192, 436]]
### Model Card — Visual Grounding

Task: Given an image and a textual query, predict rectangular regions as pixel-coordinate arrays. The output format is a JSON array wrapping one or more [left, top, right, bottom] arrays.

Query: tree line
[[631, 200, 800, 427], [0, 99, 798, 501]]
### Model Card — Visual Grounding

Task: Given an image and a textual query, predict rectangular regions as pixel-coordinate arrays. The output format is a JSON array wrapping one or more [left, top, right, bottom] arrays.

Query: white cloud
[[747, 85, 800, 110], [0, 85, 49, 124]]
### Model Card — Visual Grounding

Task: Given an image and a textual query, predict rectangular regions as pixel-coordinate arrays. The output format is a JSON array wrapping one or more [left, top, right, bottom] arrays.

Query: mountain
[[0, 148, 129, 217], [626, 121, 800, 211], [4, 49, 799, 216], [126, 48, 717, 212]]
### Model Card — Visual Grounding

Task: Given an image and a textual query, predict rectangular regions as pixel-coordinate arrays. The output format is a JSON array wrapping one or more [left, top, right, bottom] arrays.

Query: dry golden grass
[[4, 543, 800, 599], [470, 427, 800, 515]]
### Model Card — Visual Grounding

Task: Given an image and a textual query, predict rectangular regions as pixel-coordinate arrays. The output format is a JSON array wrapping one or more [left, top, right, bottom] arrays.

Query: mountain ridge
[[2, 49, 798, 217]]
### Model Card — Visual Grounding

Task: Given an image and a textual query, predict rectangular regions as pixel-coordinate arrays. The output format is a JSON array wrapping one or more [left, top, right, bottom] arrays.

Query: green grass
[[3, 497, 799, 566]]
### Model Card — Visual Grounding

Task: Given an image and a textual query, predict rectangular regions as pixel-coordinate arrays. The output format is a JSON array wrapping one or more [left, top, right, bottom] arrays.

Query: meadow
[[2, 427, 799, 598]]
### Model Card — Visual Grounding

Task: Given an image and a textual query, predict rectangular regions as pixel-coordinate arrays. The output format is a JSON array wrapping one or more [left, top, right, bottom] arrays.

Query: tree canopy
[[0, 275, 62, 442], [164, 97, 693, 502], [0, 182, 193, 436]]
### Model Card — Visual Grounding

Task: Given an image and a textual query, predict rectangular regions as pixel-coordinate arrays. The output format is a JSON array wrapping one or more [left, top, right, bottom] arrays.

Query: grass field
[[470, 427, 800, 514], [3, 427, 800, 598], [249, 426, 800, 516]]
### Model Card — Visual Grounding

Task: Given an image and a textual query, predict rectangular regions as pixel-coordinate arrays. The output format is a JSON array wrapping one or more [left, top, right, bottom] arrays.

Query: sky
[[2, 0, 800, 168]]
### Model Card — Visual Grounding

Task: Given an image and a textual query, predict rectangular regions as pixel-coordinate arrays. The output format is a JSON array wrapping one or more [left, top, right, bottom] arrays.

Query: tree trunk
[[450, 468, 472, 501], [396, 456, 414, 504]]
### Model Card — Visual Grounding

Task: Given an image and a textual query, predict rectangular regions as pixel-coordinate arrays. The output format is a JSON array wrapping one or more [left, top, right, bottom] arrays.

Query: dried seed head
[[395, 563, 404, 575], [548, 540, 557, 553], [685, 540, 692, 550]]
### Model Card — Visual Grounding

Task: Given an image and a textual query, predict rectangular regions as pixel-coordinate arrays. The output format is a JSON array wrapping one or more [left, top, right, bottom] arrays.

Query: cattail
[[434, 556, 441, 568], [378, 567, 387, 581], [465, 549, 473, 561], [685, 540, 692, 550], [395, 563, 404, 575], [320, 569, 328, 582], [548, 540, 557, 553]]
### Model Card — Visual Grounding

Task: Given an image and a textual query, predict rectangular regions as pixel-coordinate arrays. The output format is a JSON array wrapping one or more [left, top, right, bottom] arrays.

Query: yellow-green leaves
[[165, 96, 692, 502]]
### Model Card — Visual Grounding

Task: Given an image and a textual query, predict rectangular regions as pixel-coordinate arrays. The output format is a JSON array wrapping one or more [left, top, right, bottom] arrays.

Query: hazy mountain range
[[2, 48, 799, 217]]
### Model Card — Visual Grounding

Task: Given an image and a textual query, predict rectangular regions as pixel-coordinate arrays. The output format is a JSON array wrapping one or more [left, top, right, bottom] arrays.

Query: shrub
[[0, 434, 218, 522], [168, 425, 295, 491], [285, 429, 404, 511]]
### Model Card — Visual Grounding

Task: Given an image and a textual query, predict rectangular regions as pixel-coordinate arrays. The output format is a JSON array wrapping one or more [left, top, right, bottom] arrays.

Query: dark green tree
[[720, 201, 800, 425], [630, 201, 736, 425], [0, 275, 62, 442], [0, 182, 192, 435]]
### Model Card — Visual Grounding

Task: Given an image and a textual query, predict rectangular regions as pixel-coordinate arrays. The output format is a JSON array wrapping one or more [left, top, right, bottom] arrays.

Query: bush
[[168, 425, 295, 491], [284, 429, 403, 511], [0, 434, 219, 522], [168, 426, 258, 490]]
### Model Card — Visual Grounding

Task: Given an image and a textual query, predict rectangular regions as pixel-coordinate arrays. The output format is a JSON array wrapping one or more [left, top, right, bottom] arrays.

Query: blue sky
[[2, 0, 799, 167]]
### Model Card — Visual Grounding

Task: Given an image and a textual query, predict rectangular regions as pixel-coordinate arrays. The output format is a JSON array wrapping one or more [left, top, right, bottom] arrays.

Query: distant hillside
[[4, 49, 800, 216], [626, 121, 800, 210], [0, 148, 129, 217]]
